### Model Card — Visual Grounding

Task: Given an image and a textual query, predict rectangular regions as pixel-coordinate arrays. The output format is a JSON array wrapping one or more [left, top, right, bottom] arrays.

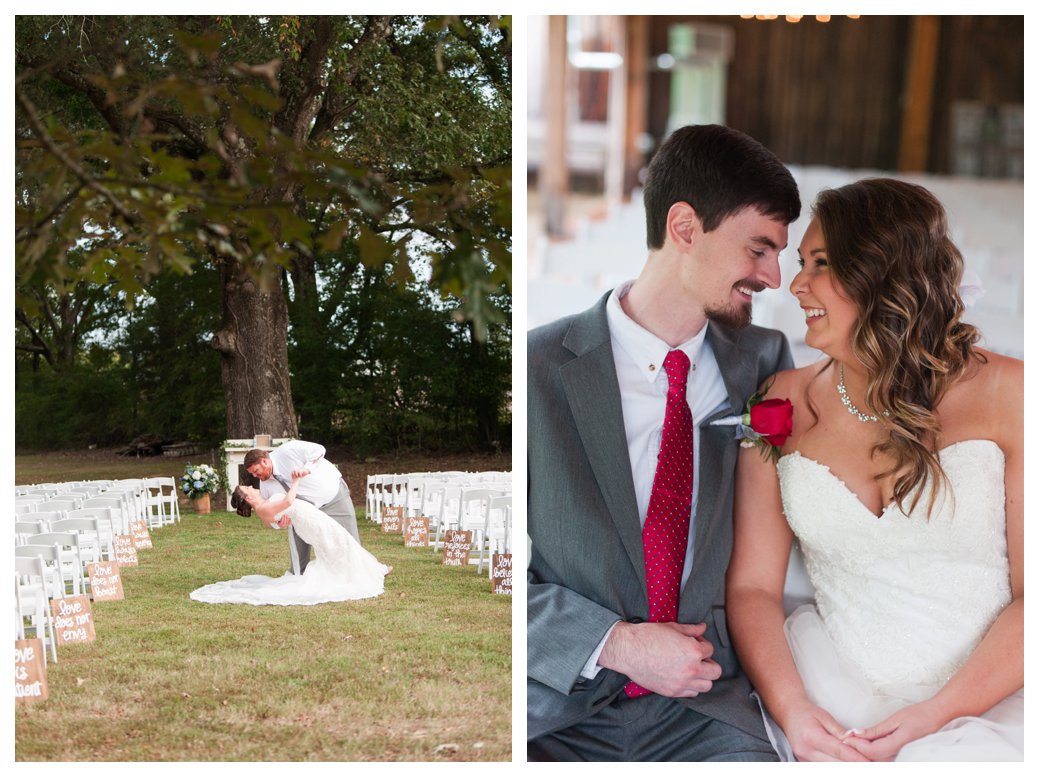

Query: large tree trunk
[[211, 259, 299, 439]]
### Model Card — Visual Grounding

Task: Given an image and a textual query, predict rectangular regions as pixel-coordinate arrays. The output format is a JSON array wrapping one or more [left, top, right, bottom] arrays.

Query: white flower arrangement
[[180, 462, 222, 499]]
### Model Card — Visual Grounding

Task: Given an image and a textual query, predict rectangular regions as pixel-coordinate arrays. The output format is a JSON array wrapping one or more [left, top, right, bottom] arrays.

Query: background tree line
[[15, 15, 511, 454]]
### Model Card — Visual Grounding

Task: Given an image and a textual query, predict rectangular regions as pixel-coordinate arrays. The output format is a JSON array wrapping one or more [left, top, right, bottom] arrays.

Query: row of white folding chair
[[15, 517, 111, 562], [15, 557, 61, 664], [430, 486, 510, 555]]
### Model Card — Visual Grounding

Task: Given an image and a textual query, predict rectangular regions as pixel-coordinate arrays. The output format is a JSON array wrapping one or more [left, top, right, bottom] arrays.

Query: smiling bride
[[726, 178, 1023, 761]]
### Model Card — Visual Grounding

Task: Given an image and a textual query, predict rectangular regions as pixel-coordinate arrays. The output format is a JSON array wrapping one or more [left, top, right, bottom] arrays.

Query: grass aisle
[[15, 510, 511, 761]]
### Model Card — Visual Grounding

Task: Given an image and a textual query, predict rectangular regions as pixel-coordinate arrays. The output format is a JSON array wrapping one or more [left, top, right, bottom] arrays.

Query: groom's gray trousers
[[289, 479, 360, 574]]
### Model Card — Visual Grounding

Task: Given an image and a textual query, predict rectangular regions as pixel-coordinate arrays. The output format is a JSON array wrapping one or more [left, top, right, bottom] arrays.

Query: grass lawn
[[15, 455, 512, 761]]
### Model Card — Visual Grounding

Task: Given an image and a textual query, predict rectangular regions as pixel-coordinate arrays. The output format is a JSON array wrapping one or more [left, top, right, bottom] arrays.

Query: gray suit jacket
[[527, 292, 793, 742]]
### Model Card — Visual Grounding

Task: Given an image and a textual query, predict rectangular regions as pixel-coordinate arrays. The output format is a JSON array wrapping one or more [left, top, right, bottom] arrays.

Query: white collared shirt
[[257, 440, 341, 507], [581, 281, 730, 678]]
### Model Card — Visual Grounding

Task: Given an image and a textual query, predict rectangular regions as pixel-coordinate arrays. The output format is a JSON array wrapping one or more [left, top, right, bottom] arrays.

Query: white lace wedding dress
[[767, 439, 1023, 761], [190, 498, 389, 606]]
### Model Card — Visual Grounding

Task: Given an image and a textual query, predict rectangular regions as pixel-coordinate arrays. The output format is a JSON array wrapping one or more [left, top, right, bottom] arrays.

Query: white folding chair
[[457, 488, 503, 567], [15, 558, 59, 663], [16, 519, 49, 545], [431, 486, 463, 551], [83, 496, 129, 535], [480, 495, 512, 576], [16, 544, 69, 604], [43, 497, 83, 513], [66, 508, 116, 560], [51, 518, 106, 564], [25, 533, 85, 596], [23, 510, 65, 526], [143, 478, 168, 528], [365, 474, 381, 522], [153, 477, 181, 524]]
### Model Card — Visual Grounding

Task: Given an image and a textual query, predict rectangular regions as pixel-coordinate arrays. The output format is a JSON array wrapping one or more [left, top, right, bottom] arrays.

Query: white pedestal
[[223, 437, 291, 510]]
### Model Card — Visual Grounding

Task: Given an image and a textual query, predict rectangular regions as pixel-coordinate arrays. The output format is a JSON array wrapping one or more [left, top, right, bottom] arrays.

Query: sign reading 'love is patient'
[[15, 639, 48, 704]]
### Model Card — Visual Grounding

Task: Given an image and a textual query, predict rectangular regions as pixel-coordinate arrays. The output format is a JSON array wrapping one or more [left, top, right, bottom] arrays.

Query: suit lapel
[[680, 324, 752, 616], [559, 297, 646, 585]]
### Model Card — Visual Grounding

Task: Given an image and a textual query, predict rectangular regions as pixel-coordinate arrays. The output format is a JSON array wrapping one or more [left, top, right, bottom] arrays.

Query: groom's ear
[[665, 202, 703, 250]]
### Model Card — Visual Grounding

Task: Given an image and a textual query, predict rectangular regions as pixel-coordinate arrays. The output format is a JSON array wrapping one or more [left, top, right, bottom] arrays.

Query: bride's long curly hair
[[813, 178, 984, 515]]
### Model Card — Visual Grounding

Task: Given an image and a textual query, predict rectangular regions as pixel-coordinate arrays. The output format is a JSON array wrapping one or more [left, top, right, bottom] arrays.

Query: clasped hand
[[599, 621, 721, 697], [785, 698, 944, 762]]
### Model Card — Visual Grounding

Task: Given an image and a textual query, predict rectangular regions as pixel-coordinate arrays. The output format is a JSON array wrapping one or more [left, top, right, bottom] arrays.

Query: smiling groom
[[527, 124, 801, 761]]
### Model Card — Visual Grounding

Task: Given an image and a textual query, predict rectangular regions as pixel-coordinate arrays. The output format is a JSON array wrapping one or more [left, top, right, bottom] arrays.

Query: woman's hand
[[782, 701, 872, 762], [844, 699, 946, 761]]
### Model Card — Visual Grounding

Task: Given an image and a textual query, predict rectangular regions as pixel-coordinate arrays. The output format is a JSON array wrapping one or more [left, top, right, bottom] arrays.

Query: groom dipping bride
[[190, 440, 390, 606]]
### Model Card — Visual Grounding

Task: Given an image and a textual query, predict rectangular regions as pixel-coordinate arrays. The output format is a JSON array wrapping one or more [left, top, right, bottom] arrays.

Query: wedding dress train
[[190, 499, 389, 606], [767, 439, 1023, 761]]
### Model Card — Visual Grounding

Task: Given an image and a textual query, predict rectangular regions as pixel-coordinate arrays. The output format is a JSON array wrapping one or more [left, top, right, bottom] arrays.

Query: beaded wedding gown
[[767, 439, 1023, 761], [190, 498, 389, 606]]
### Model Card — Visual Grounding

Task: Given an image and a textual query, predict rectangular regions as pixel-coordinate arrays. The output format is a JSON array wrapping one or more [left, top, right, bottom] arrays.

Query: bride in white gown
[[190, 473, 390, 606], [727, 179, 1023, 761]]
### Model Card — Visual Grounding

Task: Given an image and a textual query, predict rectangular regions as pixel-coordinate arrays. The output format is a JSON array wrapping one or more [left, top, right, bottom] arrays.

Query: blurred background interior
[[526, 15, 1023, 365]]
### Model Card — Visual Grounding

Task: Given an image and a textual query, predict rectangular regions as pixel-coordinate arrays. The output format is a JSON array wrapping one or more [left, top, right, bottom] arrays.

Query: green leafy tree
[[16, 15, 511, 442]]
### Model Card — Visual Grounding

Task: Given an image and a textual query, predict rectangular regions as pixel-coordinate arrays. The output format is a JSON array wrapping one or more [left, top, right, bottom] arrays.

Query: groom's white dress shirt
[[581, 281, 729, 678], [258, 440, 342, 507]]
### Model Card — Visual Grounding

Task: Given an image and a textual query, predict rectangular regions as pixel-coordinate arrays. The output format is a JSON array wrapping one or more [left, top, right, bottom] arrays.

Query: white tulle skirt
[[760, 605, 1023, 761]]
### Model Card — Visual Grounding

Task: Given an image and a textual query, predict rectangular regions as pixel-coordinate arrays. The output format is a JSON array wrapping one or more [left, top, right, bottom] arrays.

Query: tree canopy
[[15, 15, 512, 452]]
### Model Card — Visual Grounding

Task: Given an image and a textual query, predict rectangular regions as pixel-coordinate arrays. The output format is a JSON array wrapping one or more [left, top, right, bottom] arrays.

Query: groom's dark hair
[[642, 124, 800, 249], [230, 486, 253, 517], [244, 449, 269, 469]]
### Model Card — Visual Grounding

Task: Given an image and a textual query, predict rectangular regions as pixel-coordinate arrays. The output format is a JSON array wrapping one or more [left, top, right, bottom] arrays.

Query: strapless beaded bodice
[[777, 439, 1011, 691]]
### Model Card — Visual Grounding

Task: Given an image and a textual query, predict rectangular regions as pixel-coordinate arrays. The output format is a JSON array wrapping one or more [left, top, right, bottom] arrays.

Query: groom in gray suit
[[528, 124, 800, 760]]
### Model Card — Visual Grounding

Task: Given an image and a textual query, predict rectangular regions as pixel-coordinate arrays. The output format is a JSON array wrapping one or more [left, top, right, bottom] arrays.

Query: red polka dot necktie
[[625, 349, 694, 698]]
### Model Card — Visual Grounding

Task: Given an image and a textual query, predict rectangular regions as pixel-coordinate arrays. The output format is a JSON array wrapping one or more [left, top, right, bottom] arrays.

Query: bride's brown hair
[[231, 486, 253, 517], [813, 178, 983, 515]]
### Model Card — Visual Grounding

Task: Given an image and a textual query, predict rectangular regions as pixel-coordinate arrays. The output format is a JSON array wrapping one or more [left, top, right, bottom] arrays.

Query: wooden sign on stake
[[87, 562, 125, 601], [130, 520, 153, 550], [381, 506, 404, 533], [51, 595, 97, 645], [113, 535, 139, 566], [491, 553, 513, 595], [442, 529, 472, 566], [404, 516, 430, 547], [15, 639, 48, 704]]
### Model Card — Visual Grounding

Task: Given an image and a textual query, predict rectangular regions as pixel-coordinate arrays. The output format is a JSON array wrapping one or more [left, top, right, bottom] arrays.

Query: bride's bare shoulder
[[761, 361, 828, 402], [950, 349, 1023, 426]]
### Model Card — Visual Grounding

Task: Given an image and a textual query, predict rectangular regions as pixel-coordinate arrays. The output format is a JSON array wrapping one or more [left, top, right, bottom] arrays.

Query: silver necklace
[[836, 363, 888, 423]]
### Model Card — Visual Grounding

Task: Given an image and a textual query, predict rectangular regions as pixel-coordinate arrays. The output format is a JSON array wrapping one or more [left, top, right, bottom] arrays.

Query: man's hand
[[597, 621, 722, 697], [291, 468, 311, 480], [275, 514, 291, 528]]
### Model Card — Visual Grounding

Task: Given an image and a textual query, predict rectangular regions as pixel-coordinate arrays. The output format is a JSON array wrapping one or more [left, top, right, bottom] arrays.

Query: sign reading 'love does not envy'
[[51, 595, 97, 645]]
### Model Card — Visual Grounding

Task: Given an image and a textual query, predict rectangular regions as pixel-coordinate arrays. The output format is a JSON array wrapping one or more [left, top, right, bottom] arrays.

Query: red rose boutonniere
[[710, 382, 793, 463]]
